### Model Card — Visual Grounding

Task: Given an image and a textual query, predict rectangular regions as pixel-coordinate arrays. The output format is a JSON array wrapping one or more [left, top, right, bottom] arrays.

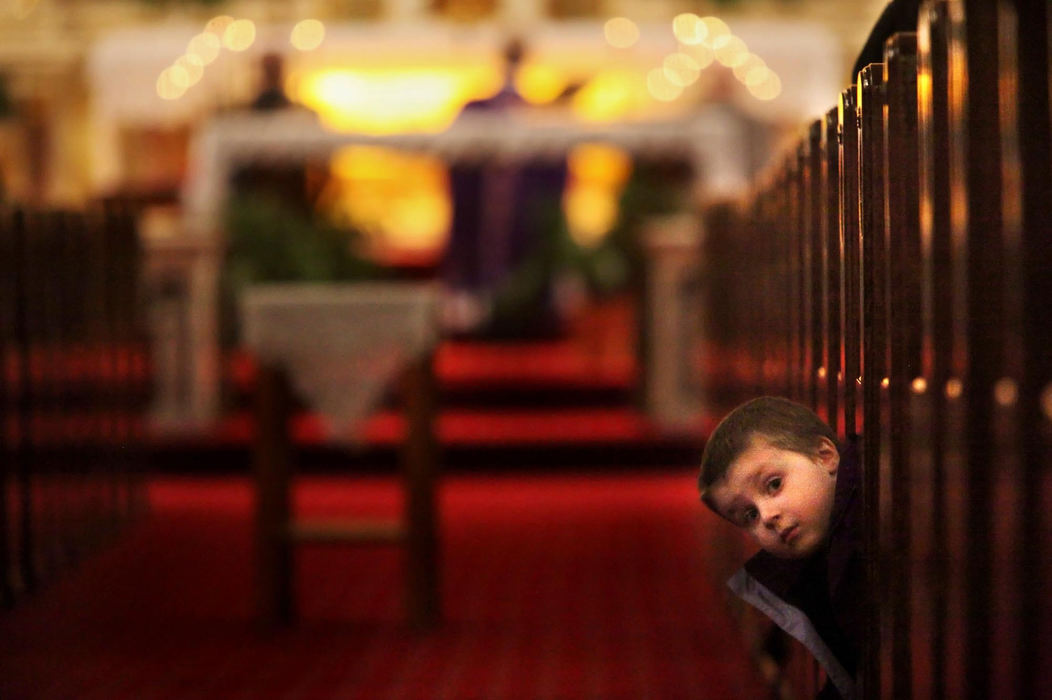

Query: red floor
[[1, 471, 770, 699]]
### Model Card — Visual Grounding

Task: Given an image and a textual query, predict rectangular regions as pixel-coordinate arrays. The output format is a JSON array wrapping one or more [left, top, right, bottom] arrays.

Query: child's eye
[[765, 477, 782, 494], [742, 507, 759, 524]]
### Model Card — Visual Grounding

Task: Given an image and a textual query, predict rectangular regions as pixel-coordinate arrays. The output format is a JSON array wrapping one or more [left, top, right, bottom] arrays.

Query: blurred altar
[[0, 0, 878, 434]]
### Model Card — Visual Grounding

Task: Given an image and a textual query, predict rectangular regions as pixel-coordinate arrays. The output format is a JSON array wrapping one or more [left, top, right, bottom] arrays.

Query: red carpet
[[1, 471, 768, 699]]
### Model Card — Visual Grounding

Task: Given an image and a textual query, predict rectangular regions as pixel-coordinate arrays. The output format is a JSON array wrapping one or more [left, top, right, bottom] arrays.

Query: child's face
[[707, 436, 839, 559]]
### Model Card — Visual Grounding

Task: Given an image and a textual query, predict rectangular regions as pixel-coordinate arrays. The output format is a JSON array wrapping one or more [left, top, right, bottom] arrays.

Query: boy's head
[[698, 396, 840, 559]]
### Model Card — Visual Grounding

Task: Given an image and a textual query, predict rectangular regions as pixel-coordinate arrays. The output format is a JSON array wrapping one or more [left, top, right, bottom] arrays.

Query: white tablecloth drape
[[240, 283, 439, 443]]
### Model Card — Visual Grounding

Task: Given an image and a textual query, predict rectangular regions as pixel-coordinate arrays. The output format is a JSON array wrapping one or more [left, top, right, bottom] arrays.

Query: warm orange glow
[[204, 15, 235, 37], [699, 17, 731, 45], [322, 146, 450, 258], [663, 52, 701, 87], [564, 143, 632, 247], [911, 377, 927, 393], [176, 54, 204, 87], [571, 69, 648, 122], [647, 68, 682, 102], [156, 68, 186, 100], [187, 32, 221, 65], [945, 377, 963, 399], [223, 19, 256, 52], [295, 66, 499, 134], [748, 72, 782, 101], [291, 19, 325, 51], [994, 377, 1018, 407], [514, 63, 568, 105], [604, 17, 640, 49], [713, 35, 748, 67], [733, 53, 765, 81], [673, 13, 707, 45]]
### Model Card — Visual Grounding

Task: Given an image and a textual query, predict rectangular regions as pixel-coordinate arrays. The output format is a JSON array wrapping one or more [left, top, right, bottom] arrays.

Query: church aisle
[[1, 470, 768, 699]]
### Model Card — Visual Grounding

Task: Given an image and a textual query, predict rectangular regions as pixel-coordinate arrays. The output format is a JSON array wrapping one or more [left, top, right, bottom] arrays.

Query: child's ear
[[815, 437, 840, 476]]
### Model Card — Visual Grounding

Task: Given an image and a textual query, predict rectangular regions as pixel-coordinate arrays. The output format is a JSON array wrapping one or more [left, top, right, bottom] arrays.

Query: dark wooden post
[[401, 350, 440, 630], [253, 363, 294, 627]]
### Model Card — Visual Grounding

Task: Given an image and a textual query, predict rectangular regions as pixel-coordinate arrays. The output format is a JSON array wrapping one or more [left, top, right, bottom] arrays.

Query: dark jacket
[[727, 438, 863, 699]]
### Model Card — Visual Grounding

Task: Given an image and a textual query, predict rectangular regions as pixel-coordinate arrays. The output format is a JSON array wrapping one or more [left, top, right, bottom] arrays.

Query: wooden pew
[[699, 1, 1052, 695]]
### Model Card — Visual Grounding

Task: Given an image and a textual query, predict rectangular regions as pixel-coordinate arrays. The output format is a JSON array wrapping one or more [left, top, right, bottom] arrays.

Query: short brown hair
[[698, 396, 836, 504]]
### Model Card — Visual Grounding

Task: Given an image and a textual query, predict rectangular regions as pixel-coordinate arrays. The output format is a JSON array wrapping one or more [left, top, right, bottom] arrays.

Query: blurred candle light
[[744, 65, 772, 87], [946, 377, 964, 399], [291, 19, 325, 51], [176, 54, 205, 87], [514, 63, 567, 104], [713, 35, 748, 67], [204, 15, 235, 37], [748, 72, 782, 100], [672, 13, 707, 45], [699, 17, 731, 45], [646, 67, 682, 102], [223, 19, 256, 51], [733, 53, 765, 81], [604, 17, 639, 49], [157, 68, 186, 100], [188, 32, 221, 65], [686, 44, 715, 69], [662, 52, 700, 87]]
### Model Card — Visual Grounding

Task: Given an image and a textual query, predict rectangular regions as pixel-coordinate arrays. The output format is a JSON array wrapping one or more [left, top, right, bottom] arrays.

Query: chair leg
[[401, 352, 440, 629], [253, 363, 294, 627]]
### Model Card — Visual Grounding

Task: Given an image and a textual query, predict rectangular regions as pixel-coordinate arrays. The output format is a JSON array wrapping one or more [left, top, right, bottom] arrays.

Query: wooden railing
[[701, 1, 1050, 697], [0, 202, 151, 609]]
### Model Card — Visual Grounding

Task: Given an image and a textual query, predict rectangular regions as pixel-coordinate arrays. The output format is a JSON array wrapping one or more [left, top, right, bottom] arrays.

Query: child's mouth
[[781, 525, 799, 544]]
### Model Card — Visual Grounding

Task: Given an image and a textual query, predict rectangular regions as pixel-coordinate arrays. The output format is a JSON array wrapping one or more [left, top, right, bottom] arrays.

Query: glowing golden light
[[672, 13, 708, 45], [911, 377, 928, 393], [514, 63, 568, 105], [604, 17, 640, 49], [291, 19, 325, 51], [564, 143, 632, 248], [817, 366, 827, 379], [685, 44, 715, 70], [223, 19, 256, 52], [204, 15, 235, 37], [176, 54, 205, 87], [323, 146, 450, 257], [945, 377, 963, 399], [647, 68, 682, 102], [296, 66, 498, 134], [882, 377, 891, 389], [156, 68, 186, 100], [748, 72, 782, 101], [733, 53, 765, 81], [572, 69, 647, 122], [744, 65, 773, 87], [187, 32, 221, 65], [699, 16, 731, 45], [166, 64, 190, 89], [663, 52, 701, 87], [994, 377, 1018, 407], [713, 35, 749, 67], [567, 142, 632, 186]]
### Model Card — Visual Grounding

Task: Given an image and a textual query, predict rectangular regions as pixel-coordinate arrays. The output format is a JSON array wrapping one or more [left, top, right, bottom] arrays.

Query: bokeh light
[[672, 13, 707, 46], [747, 72, 782, 100], [604, 17, 639, 49], [699, 17, 731, 45], [187, 32, 221, 65], [175, 54, 205, 87], [204, 15, 235, 37], [223, 19, 256, 52], [713, 35, 748, 67], [291, 19, 325, 51], [646, 68, 682, 102], [156, 68, 186, 100], [514, 63, 568, 105], [662, 52, 701, 87]]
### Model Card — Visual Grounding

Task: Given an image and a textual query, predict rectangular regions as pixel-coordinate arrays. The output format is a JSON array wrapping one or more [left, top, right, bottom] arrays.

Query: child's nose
[[758, 503, 780, 527]]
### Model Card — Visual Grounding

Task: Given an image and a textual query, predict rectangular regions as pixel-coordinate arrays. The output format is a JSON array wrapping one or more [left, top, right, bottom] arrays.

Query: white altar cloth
[[240, 283, 439, 443]]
